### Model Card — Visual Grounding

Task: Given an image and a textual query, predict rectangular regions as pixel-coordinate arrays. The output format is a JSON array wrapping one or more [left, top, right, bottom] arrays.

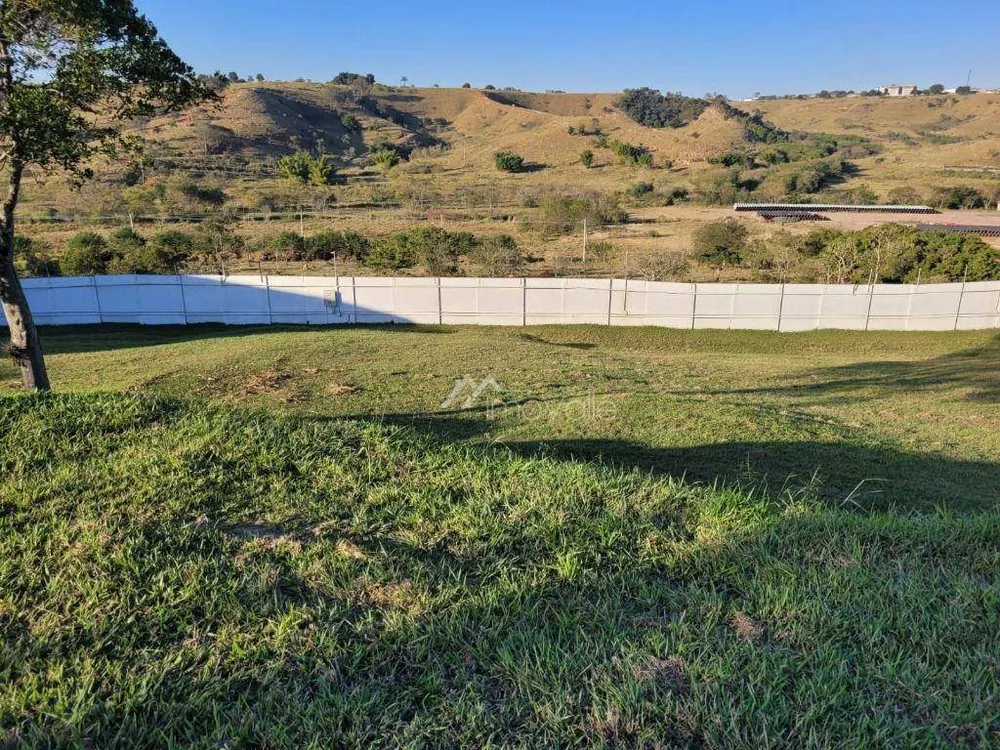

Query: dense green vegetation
[[688, 220, 999, 282], [493, 151, 525, 173], [617, 88, 709, 129], [1, 325, 998, 746]]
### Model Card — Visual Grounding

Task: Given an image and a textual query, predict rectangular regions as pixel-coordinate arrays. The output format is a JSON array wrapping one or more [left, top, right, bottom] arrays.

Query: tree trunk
[[0, 160, 50, 391], [0, 245, 49, 390]]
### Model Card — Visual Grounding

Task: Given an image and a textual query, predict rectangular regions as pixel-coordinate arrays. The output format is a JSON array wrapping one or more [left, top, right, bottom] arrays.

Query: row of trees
[[691, 220, 999, 283], [17, 225, 528, 278]]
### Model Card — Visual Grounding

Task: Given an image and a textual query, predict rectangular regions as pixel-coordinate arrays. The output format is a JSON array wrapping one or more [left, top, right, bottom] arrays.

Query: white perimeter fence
[[10, 275, 1000, 331]]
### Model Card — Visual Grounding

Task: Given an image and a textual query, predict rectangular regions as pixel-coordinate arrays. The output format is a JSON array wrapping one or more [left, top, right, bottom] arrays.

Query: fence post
[[178, 274, 188, 324], [954, 265, 968, 331], [91, 275, 103, 324], [863, 279, 875, 331], [607, 278, 613, 326], [776, 282, 785, 332], [521, 277, 527, 327], [264, 275, 273, 325], [690, 283, 697, 330], [437, 276, 443, 325], [582, 219, 588, 265]]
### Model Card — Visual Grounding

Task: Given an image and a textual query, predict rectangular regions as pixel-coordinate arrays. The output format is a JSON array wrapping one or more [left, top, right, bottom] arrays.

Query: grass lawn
[[1, 325, 998, 747]]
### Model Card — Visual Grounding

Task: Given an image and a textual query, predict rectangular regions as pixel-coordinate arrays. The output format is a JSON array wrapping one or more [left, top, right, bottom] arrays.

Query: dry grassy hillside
[[754, 94, 1000, 193]]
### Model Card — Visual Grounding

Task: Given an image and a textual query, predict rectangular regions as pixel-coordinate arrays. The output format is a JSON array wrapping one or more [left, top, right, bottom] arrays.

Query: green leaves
[[1, 0, 211, 179]]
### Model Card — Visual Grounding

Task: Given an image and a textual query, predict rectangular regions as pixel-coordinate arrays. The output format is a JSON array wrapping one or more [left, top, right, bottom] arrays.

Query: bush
[[269, 232, 308, 261], [493, 151, 524, 173], [13, 236, 60, 277], [797, 224, 1000, 283], [469, 235, 524, 276], [339, 113, 360, 132], [307, 230, 370, 262], [692, 219, 749, 265], [585, 240, 614, 263], [277, 151, 315, 183], [150, 231, 195, 263], [62, 232, 110, 275], [628, 182, 655, 198], [929, 185, 990, 210], [635, 252, 690, 281], [609, 140, 652, 167], [580, 150, 594, 168], [535, 195, 628, 235], [368, 227, 477, 273], [370, 147, 401, 172], [886, 186, 924, 206]]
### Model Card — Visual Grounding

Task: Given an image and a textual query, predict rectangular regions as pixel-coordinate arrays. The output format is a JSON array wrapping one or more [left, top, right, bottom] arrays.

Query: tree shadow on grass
[[25, 323, 457, 356], [706, 335, 1000, 405], [499, 438, 1000, 512]]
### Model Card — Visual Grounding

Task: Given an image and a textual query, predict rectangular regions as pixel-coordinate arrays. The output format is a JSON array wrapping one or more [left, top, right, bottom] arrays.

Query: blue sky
[[138, 0, 998, 96]]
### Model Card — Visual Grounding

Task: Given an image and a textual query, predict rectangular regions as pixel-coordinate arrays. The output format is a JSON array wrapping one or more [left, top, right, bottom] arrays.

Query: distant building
[[878, 85, 919, 97]]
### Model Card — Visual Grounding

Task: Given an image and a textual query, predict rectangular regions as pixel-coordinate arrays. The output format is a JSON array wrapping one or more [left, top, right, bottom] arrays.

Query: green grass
[[1, 326, 999, 746]]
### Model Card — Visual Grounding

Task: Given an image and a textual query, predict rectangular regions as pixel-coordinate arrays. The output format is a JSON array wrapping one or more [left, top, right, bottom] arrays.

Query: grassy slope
[[3, 325, 997, 510], [1, 390, 998, 748], [1, 328, 998, 746]]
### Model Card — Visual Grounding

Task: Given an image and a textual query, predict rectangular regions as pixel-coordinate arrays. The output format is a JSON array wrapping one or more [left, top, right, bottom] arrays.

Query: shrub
[[13, 236, 60, 277], [107, 226, 145, 256], [929, 185, 989, 210], [469, 235, 524, 276], [609, 140, 652, 167], [370, 147, 401, 172], [635, 252, 690, 281], [308, 154, 336, 186], [536, 195, 627, 235], [886, 186, 924, 206], [149, 231, 195, 264], [692, 219, 749, 265], [339, 113, 360, 132], [628, 182, 655, 198], [62, 232, 110, 275], [585, 240, 614, 263], [368, 227, 476, 273], [461, 82, 471, 88], [277, 151, 315, 183], [580, 150, 594, 168], [269, 231, 308, 261], [493, 151, 524, 173], [304, 230, 369, 262]]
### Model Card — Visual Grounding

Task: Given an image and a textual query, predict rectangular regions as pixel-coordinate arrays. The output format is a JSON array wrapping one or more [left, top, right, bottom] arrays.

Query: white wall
[[13, 275, 1000, 331]]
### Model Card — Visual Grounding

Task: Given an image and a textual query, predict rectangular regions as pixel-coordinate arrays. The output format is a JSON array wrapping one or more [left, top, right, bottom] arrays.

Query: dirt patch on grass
[[242, 369, 292, 396], [325, 382, 359, 396], [731, 611, 765, 644]]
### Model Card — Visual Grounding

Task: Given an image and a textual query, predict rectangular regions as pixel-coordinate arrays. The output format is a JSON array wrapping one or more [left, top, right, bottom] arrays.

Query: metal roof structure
[[916, 223, 1000, 237], [733, 203, 936, 214]]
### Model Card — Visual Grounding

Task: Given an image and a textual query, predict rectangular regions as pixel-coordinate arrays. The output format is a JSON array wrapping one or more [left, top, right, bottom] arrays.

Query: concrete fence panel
[[7, 275, 1000, 332]]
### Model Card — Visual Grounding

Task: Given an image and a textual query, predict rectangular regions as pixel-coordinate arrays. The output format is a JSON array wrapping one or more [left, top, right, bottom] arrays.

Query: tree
[[255, 73, 265, 82], [692, 219, 749, 265], [0, 1, 208, 389], [956, 86, 973, 95], [928, 83, 945, 95], [493, 151, 524, 173], [461, 82, 472, 89]]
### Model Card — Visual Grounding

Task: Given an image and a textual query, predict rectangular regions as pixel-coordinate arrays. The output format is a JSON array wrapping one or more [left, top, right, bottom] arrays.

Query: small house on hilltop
[[878, 84, 918, 97]]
